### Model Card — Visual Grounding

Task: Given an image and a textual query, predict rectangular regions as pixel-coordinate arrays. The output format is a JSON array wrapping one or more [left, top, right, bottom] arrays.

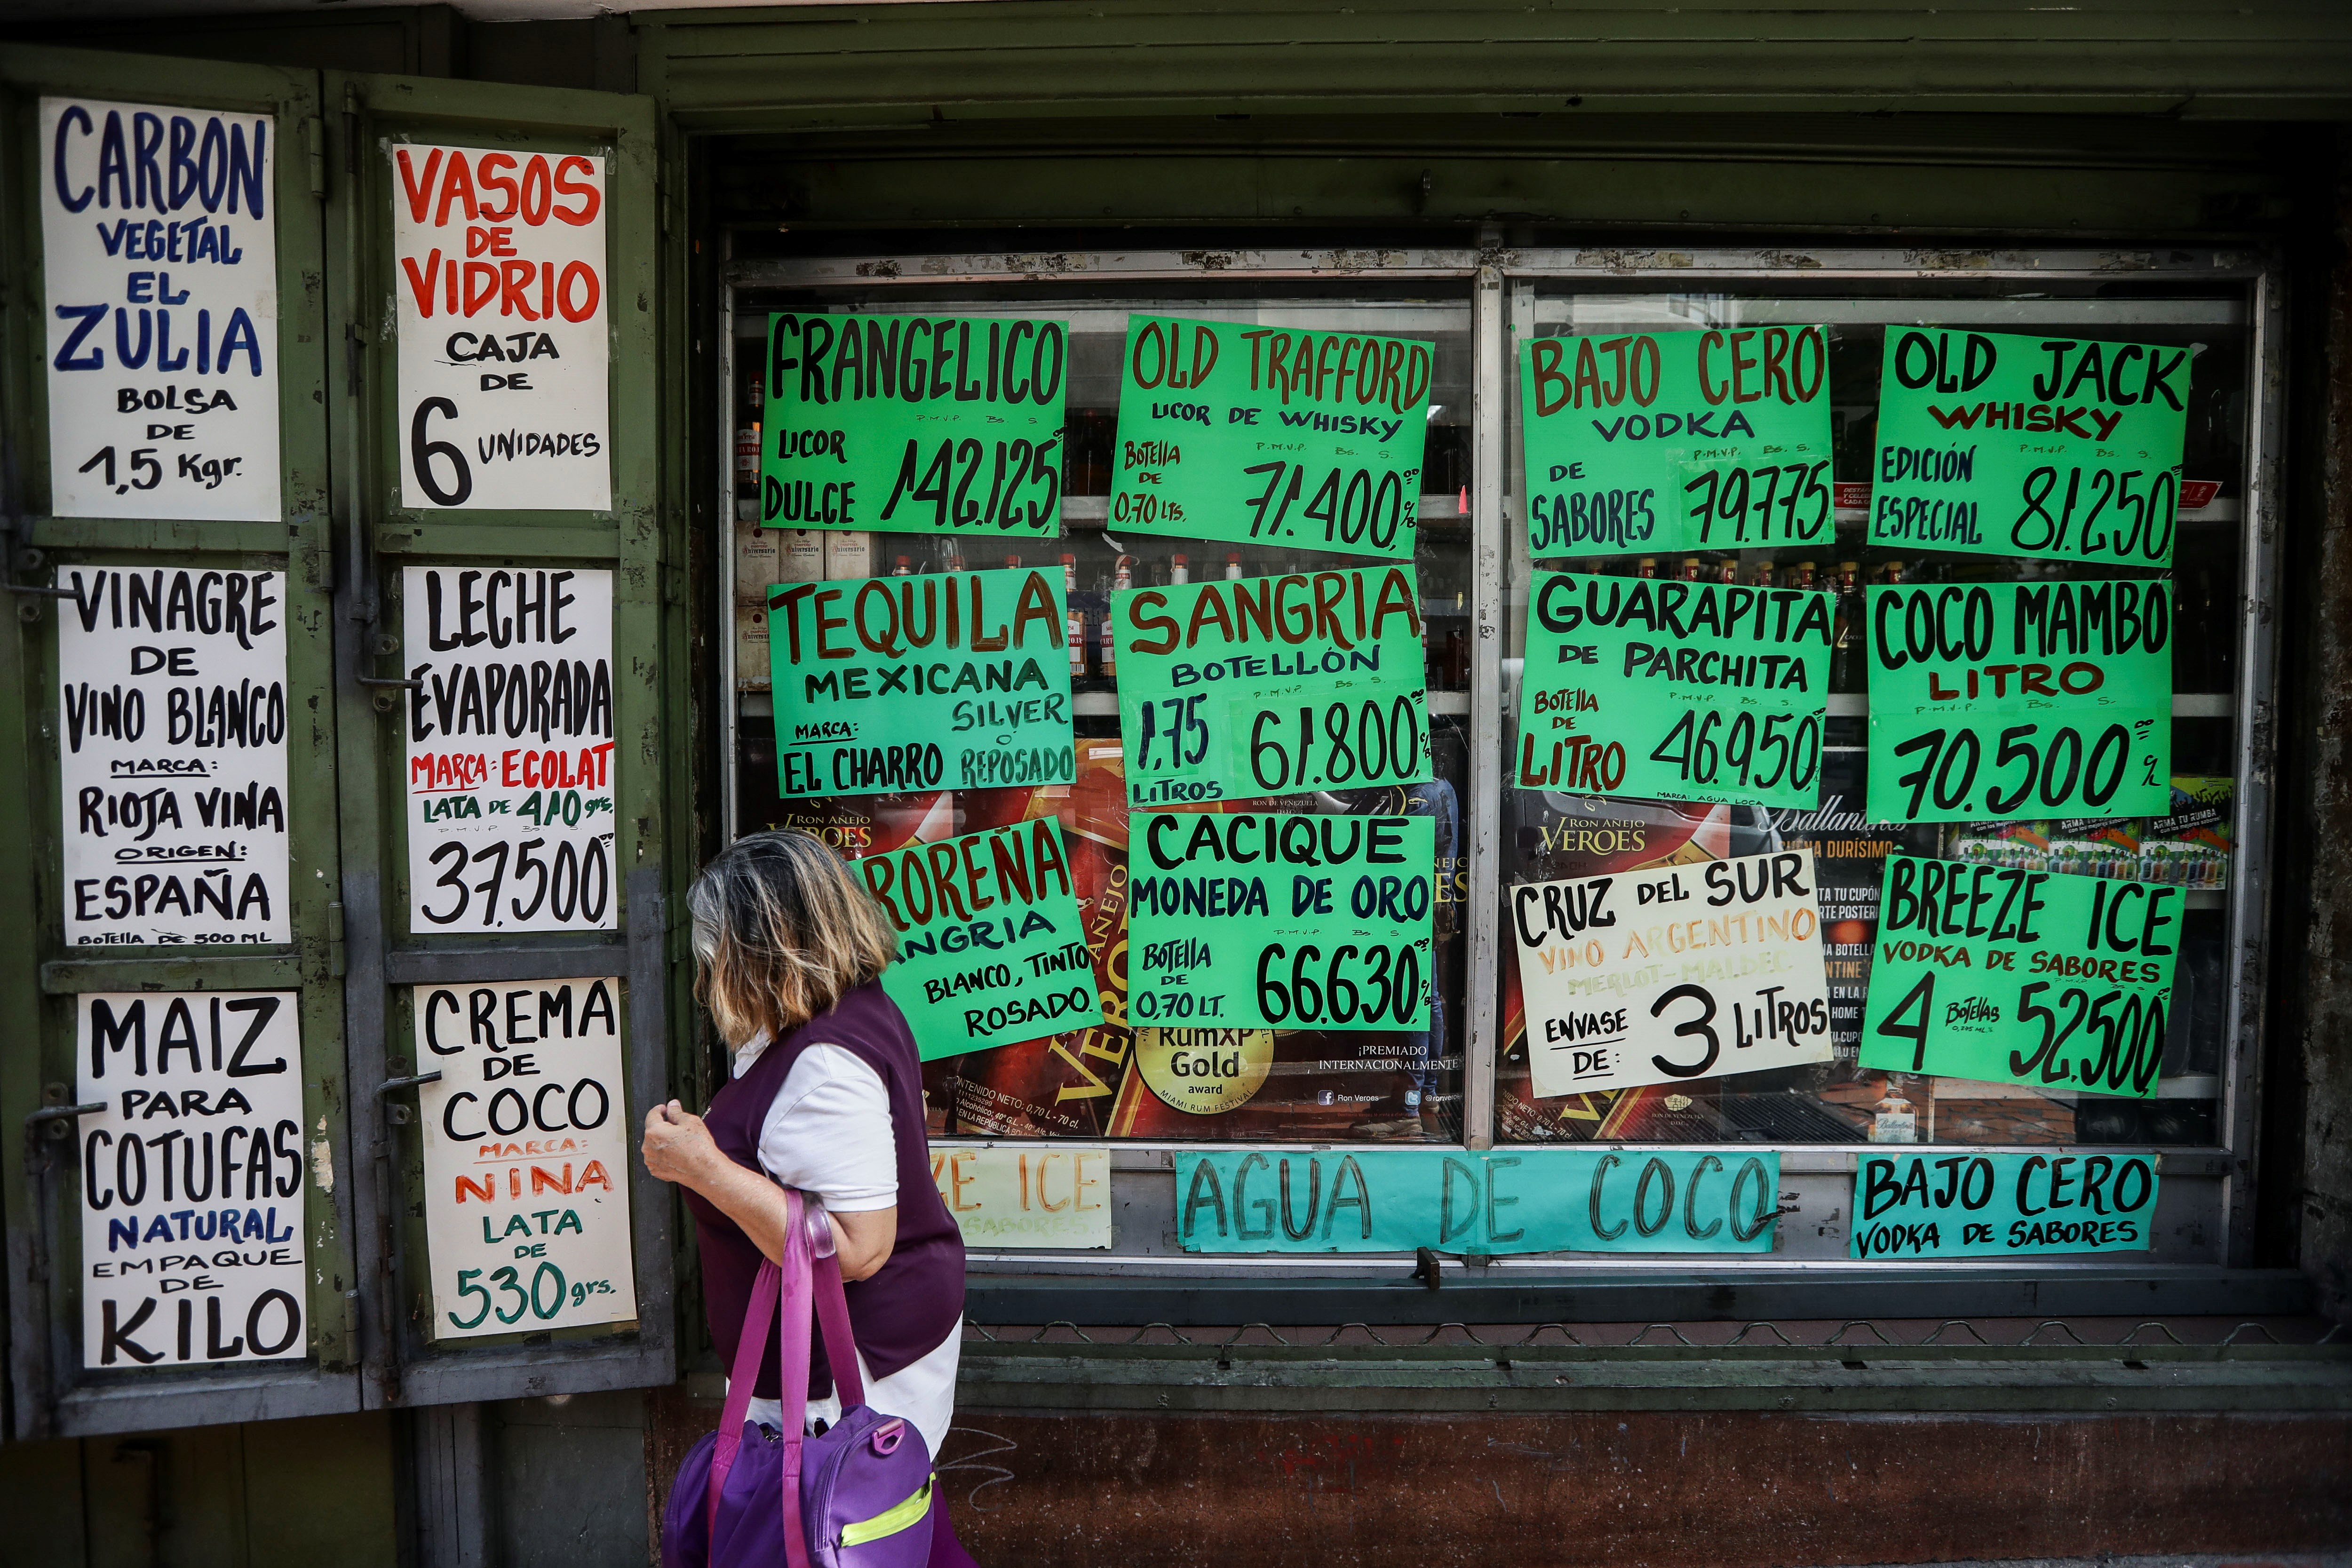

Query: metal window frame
[[715, 242, 2284, 1278]]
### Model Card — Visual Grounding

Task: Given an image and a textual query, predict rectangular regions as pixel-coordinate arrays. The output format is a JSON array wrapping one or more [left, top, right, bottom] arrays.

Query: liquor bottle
[[1224, 552, 1244, 581], [1170, 551, 1190, 585], [1001, 551, 1024, 572], [1881, 558, 1907, 586], [1063, 554, 1088, 683], [890, 554, 913, 578], [937, 537, 966, 576], [1750, 559, 1775, 589], [1680, 557, 1704, 582], [1794, 559, 1819, 592], [736, 522, 783, 605], [1829, 559, 1861, 692], [1716, 558, 1740, 586], [1636, 557, 1659, 580], [825, 532, 873, 581], [1099, 562, 1122, 681], [1113, 554, 1136, 592]]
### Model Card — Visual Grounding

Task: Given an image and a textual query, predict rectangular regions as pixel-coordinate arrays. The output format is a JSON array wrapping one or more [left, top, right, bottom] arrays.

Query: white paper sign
[[1514, 848, 1835, 1098], [78, 991, 308, 1368], [58, 565, 291, 946], [40, 98, 280, 521], [415, 979, 637, 1338], [402, 565, 617, 932], [391, 143, 610, 510], [930, 1147, 1112, 1249]]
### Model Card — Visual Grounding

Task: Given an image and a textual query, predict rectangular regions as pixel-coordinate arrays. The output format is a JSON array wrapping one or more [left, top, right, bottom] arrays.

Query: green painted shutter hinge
[[306, 117, 326, 199], [327, 900, 346, 978]]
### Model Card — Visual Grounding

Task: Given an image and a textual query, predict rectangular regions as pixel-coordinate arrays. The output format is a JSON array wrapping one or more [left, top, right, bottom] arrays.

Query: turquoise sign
[[1175, 1147, 1781, 1254], [1849, 1150, 2158, 1258]]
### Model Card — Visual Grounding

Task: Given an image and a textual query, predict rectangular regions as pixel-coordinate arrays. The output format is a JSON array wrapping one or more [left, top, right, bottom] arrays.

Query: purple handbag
[[662, 1190, 936, 1568]]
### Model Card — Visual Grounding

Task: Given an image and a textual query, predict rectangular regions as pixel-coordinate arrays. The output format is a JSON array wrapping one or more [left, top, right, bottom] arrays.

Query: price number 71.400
[[1238, 461, 1418, 551]]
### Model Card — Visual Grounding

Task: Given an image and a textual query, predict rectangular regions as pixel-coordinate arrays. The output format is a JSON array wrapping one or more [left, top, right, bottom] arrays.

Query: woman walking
[[642, 829, 977, 1567]]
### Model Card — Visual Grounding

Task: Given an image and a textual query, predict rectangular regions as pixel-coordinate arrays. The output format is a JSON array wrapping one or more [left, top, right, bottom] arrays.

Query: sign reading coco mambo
[[761, 313, 1066, 536], [1518, 572, 1831, 806], [1519, 327, 1832, 558], [1129, 812, 1435, 1032], [769, 567, 1074, 798], [41, 97, 281, 521], [1107, 316, 1433, 561], [858, 821, 1104, 1060], [393, 144, 610, 510], [1112, 566, 1428, 807], [1870, 329, 2190, 567], [1866, 579, 2171, 825], [1859, 855, 2180, 1098], [1176, 1148, 1782, 1253], [1512, 849, 1835, 1098], [416, 979, 637, 1339], [1850, 1151, 2158, 1258]]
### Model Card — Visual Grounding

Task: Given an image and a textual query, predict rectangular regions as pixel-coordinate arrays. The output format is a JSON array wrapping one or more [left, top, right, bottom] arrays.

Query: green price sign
[[1864, 580, 2171, 825], [769, 567, 1075, 798], [1518, 572, 1832, 806], [1520, 327, 1833, 558], [1129, 812, 1434, 1032], [1868, 328, 2190, 567], [1850, 1151, 2158, 1259], [1858, 854, 2181, 1098], [759, 312, 1066, 537], [1112, 565, 1430, 807], [1104, 315, 1433, 561], [860, 820, 1105, 1060]]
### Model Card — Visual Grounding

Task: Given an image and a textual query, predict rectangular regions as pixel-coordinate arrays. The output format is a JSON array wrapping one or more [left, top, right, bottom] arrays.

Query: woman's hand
[[641, 1100, 723, 1186]]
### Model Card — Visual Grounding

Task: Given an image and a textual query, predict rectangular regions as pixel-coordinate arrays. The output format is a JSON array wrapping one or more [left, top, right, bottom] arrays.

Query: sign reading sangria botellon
[[1128, 812, 1435, 1033], [859, 821, 1105, 1060], [1850, 1151, 2159, 1259], [57, 566, 292, 946], [1518, 572, 1831, 808], [1858, 855, 2180, 1098], [392, 143, 609, 511], [1175, 1148, 1782, 1254], [402, 566, 617, 932], [1107, 315, 1432, 561], [1520, 327, 1832, 558], [1112, 566, 1429, 807], [41, 97, 281, 521], [1870, 329, 2191, 567], [78, 992, 308, 1368], [931, 1146, 1112, 1248], [416, 979, 637, 1339], [1865, 580, 2171, 826], [769, 567, 1074, 799], [1512, 849, 1835, 1098], [760, 313, 1067, 536]]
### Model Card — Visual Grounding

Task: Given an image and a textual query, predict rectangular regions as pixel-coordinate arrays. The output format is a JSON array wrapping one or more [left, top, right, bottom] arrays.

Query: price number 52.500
[[1873, 971, 2167, 1095]]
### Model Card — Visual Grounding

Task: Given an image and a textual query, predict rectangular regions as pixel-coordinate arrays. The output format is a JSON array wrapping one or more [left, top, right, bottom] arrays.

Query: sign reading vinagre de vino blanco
[[1112, 566, 1429, 807], [41, 98, 281, 521], [392, 144, 609, 510], [403, 566, 616, 931], [1512, 849, 1834, 1098], [57, 566, 290, 946], [416, 979, 637, 1338], [78, 992, 308, 1367]]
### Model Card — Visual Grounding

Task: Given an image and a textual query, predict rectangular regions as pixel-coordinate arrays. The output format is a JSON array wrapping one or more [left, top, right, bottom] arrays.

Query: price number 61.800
[[1247, 695, 1425, 792]]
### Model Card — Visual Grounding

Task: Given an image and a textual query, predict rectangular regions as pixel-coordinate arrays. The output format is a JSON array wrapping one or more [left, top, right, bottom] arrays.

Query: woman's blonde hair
[[688, 830, 898, 1048]]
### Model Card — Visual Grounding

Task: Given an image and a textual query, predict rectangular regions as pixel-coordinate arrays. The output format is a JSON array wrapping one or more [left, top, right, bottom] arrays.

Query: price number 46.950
[[1649, 708, 1820, 793]]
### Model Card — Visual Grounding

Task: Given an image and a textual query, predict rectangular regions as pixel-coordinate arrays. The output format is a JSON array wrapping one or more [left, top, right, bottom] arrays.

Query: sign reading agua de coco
[[1512, 849, 1835, 1098], [1519, 327, 1832, 557], [761, 312, 1066, 536], [41, 97, 282, 521], [769, 566, 1075, 798], [1850, 1150, 2158, 1259], [859, 821, 1104, 1060], [1865, 579, 2171, 825], [1129, 812, 1435, 1032], [78, 992, 308, 1368], [1112, 566, 1428, 807], [416, 979, 637, 1338], [1859, 854, 2180, 1098], [58, 565, 290, 947], [1518, 571, 1831, 807], [1870, 329, 2190, 567], [1176, 1147, 1782, 1254], [393, 143, 610, 510], [1107, 316, 1433, 561]]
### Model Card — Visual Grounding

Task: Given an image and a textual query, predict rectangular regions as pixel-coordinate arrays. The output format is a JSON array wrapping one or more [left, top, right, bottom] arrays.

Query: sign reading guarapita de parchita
[[1870, 329, 2190, 568], [1112, 566, 1428, 808], [1107, 316, 1433, 561], [761, 312, 1066, 536], [768, 566, 1075, 798], [1518, 572, 1831, 807]]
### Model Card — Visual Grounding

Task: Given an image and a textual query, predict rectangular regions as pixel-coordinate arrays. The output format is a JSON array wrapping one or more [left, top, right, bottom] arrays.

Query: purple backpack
[[662, 1190, 936, 1568]]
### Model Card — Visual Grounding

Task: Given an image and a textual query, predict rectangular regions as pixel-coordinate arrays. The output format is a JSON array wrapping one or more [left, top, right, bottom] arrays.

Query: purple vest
[[683, 980, 965, 1400]]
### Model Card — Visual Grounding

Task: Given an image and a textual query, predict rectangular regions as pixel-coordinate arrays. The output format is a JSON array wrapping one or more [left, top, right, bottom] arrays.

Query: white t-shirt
[[729, 1034, 960, 1455]]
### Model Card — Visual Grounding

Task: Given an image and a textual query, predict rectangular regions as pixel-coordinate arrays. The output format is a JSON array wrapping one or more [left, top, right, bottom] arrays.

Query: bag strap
[[805, 1198, 865, 1408], [706, 1256, 782, 1544], [777, 1190, 816, 1568]]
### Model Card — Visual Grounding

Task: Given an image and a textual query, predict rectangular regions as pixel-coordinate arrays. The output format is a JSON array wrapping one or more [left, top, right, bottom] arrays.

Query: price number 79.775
[[1684, 459, 1830, 546]]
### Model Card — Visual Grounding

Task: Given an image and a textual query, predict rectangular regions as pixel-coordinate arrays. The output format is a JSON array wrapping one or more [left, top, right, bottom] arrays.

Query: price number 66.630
[[1873, 971, 2167, 1095], [1254, 941, 1424, 1027]]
